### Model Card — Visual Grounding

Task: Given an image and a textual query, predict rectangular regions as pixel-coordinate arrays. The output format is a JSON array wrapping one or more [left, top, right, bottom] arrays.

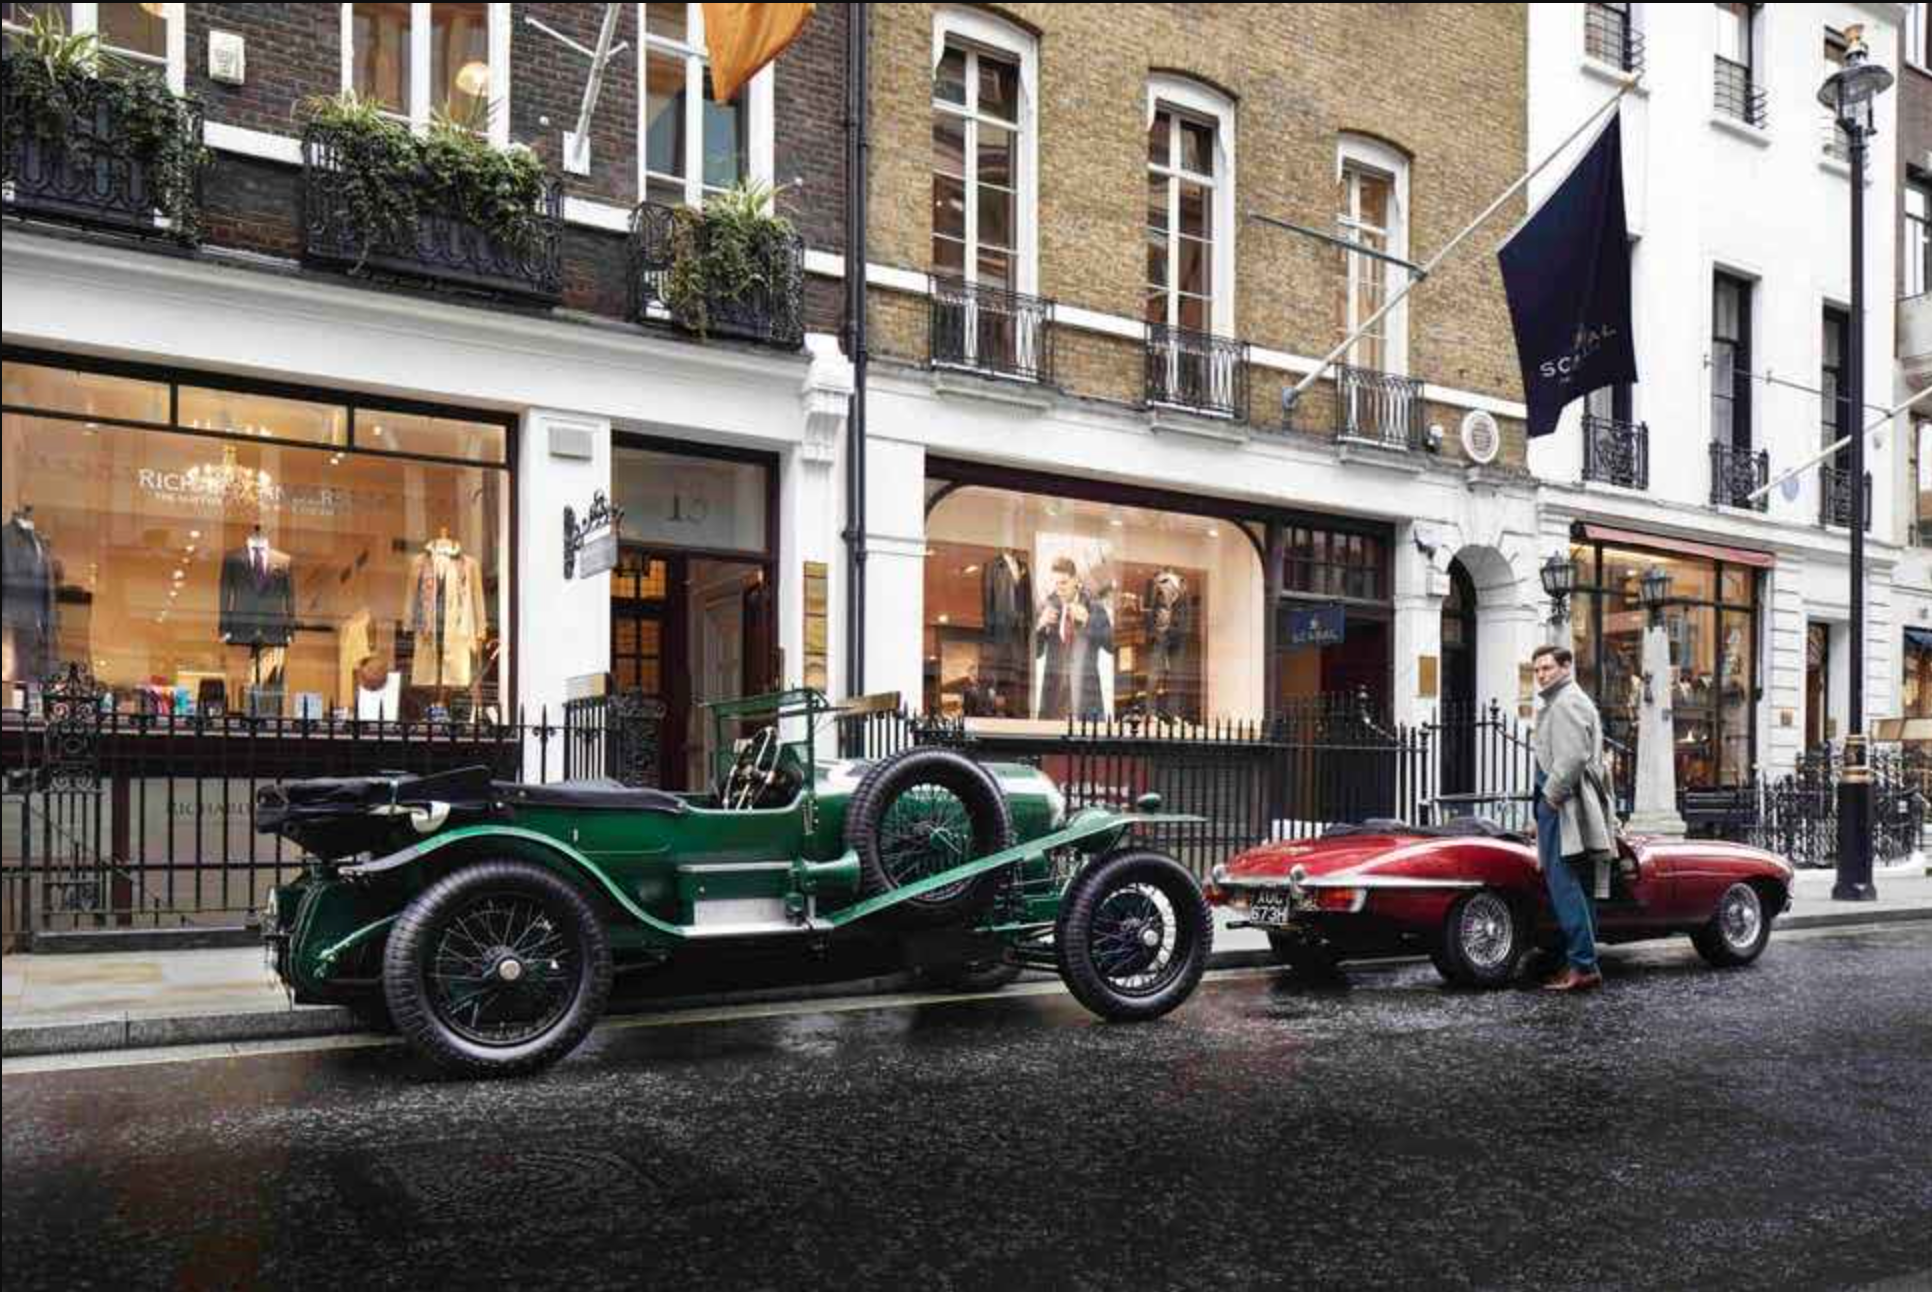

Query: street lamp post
[[1818, 27, 1891, 901], [1540, 551, 1577, 641]]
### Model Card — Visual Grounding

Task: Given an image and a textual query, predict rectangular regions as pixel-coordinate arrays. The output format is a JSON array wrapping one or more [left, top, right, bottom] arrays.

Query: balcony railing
[[1, 55, 203, 241], [1144, 323, 1249, 419], [1818, 465, 1872, 530], [300, 123, 563, 304], [627, 200, 805, 349], [1709, 441, 1769, 511], [1334, 362, 1425, 449], [1584, 5, 1645, 75], [1714, 57, 1768, 129], [928, 275, 1055, 384], [1581, 414, 1649, 489]]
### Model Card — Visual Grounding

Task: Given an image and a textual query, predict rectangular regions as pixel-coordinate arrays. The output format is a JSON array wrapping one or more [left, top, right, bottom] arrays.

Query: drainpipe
[[840, 2, 870, 698]]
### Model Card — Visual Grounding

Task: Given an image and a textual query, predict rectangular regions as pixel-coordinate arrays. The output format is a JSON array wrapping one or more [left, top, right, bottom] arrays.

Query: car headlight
[[1043, 781, 1067, 831], [263, 887, 280, 928]]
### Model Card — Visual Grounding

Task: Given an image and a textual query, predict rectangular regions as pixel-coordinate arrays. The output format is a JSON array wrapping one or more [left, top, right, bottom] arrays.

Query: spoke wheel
[[1056, 849, 1212, 1022], [385, 860, 611, 1078], [875, 783, 977, 900], [846, 748, 1014, 928], [1433, 890, 1524, 988], [1692, 881, 1774, 968]]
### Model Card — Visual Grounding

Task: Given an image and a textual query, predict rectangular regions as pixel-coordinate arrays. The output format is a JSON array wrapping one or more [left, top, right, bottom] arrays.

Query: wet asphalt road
[[4, 923, 1930, 1292]]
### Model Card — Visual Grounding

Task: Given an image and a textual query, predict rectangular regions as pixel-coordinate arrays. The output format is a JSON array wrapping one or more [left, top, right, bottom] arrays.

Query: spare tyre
[[844, 747, 1014, 928]]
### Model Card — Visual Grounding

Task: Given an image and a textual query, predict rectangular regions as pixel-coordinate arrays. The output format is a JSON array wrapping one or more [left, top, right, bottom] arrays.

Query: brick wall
[[865, 3, 1529, 451], [185, 3, 339, 134]]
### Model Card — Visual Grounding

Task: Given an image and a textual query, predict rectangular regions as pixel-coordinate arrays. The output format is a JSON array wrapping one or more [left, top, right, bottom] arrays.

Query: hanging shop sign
[[564, 490, 623, 579], [1285, 603, 1346, 649]]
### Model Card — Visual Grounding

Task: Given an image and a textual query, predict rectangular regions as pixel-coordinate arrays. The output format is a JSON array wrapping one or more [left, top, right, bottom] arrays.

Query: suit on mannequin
[[2, 510, 58, 683], [406, 537, 487, 689]]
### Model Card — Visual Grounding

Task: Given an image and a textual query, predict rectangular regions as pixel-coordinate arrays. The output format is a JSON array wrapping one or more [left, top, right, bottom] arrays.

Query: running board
[[677, 920, 832, 940]]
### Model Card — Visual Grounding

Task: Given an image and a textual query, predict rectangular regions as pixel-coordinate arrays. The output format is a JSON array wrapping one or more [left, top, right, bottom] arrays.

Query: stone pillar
[[1626, 617, 1687, 837]]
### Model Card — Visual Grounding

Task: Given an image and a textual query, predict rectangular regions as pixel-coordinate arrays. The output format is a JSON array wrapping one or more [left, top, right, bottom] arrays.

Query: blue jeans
[[1534, 772, 1598, 972]]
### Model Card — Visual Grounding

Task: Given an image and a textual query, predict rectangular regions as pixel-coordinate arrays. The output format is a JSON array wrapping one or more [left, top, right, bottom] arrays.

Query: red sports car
[[1206, 817, 1795, 986]]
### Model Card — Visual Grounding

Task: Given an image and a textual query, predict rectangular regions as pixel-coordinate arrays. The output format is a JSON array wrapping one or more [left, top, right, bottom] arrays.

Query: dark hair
[[1531, 644, 1573, 668], [1051, 556, 1078, 577]]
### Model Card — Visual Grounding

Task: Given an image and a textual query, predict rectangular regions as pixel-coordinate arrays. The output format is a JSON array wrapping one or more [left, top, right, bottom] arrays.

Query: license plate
[[1247, 890, 1296, 928]]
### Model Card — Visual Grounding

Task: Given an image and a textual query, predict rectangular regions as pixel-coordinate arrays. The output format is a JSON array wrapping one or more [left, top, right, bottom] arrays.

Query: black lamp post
[[1539, 552, 1578, 633], [1818, 25, 1891, 901]]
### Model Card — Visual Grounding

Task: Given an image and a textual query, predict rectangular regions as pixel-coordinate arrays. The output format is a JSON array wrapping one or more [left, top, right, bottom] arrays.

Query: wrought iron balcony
[[1709, 441, 1769, 511], [1584, 5, 1645, 75], [1714, 57, 1768, 129], [1, 55, 203, 241], [928, 275, 1055, 384], [300, 123, 563, 304], [1581, 414, 1649, 489], [1333, 362, 1425, 449], [627, 200, 805, 349], [1144, 323, 1249, 420], [1818, 465, 1872, 530]]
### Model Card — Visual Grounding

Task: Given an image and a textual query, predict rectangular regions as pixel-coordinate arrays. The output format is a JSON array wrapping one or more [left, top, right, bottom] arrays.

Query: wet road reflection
[[5, 924, 1929, 1291]]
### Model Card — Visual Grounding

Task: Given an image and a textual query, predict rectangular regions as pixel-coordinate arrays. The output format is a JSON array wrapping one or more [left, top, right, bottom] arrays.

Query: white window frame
[[638, 2, 774, 208], [1, 3, 186, 93], [1907, 3, 1928, 71], [338, 3, 511, 146], [1144, 73, 1234, 337], [1336, 133, 1410, 378], [931, 7, 1037, 294]]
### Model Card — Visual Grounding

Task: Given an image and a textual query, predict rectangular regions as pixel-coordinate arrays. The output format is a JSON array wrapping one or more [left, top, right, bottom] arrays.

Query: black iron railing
[[300, 122, 564, 304], [1144, 323, 1249, 419], [1818, 465, 1872, 530], [0, 55, 204, 240], [1746, 748, 1927, 869], [1334, 362, 1425, 449], [627, 200, 805, 348], [1714, 56, 1768, 129], [1581, 414, 1649, 489], [928, 275, 1055, 384], [1709, 441, 1770, 510], [1585, 4, 1645, 75], [0, 667, 622, 941]]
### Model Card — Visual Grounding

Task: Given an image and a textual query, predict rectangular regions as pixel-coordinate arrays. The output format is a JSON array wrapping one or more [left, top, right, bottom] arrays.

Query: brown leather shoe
[[1542, 968, 1604, 992]]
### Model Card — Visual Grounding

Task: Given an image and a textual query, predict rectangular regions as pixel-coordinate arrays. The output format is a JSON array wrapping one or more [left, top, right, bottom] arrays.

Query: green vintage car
[[258, 689, 1213, 1076]]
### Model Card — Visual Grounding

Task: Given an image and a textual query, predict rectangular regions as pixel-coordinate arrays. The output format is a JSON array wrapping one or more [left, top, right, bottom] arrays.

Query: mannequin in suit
[[405, 530, 487, 690], [1, 506, 58, 684], [220, 529, 295, 711], [980, 550, 1031, 712]]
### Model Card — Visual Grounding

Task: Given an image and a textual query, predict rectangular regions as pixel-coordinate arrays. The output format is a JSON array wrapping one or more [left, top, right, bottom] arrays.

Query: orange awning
[[703, 3, 815, 104]]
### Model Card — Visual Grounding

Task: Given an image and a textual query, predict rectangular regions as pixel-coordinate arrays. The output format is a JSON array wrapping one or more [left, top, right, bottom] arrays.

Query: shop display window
[[1, 355, 511, 723], [923, 486, 1265, 726]]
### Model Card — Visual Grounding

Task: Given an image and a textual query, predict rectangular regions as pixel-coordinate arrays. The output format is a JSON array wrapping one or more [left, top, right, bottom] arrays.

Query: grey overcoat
[[1533, 678, 1619, 860]]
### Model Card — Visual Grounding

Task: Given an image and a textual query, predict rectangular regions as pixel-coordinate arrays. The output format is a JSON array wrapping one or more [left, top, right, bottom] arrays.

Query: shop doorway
[[610, 437, 777, 791], [1440, 558, 1479, 794], [1274, 603, 1392, 714], [1805, 621, 1831, 751]]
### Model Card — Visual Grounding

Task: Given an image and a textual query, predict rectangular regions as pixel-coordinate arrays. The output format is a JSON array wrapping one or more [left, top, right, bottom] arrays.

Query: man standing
[[1530, 643, 1619, 992], [1035, 557, 1113, 720]]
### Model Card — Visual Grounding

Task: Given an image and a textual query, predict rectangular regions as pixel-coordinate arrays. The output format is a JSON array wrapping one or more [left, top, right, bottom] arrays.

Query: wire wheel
[[1456, 891, 1517, 973], [875, 783, 977, 901], [1056, 849, 1212, 1022], [1086, 881, 1182, 997], [1716, 883, 1762, 953], [424, 890, 580, 1048]]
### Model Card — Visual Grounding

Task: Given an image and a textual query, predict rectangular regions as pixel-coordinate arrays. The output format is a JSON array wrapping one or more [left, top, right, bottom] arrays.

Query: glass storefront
[[1907, 628, 1931, 719], [1568, 533, 1762, 788], [1, 353, 511, 721]]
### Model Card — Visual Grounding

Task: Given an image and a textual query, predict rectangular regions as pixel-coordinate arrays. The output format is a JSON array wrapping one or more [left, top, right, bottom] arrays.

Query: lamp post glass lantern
[[1639, 565, 1671, 624], [1818, 25, 1889, 901], [1541, 552, 1578, 629]]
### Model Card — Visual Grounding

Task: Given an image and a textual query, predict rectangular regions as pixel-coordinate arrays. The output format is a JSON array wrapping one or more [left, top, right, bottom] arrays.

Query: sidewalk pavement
[[5, 863, 1928, 1059]]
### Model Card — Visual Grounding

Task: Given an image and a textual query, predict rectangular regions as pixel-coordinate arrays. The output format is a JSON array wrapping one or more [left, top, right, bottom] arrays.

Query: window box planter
[[627, 199, 805, 349], [299, 121, 563, 306], [1, 53, 204, 242]]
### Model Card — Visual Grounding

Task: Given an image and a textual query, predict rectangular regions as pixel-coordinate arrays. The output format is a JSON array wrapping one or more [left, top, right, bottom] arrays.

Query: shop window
[[2, 4, 183, 92], [1, 356, 511, 723], [1905, 630, 1931, 718], [923, 485, 1264, 725], [345, 2, 507, 141], [642, 2, 771, 208]]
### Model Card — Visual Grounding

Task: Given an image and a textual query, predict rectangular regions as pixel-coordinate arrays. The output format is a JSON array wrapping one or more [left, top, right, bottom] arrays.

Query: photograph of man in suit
[[1035, 555, 1113, 720]]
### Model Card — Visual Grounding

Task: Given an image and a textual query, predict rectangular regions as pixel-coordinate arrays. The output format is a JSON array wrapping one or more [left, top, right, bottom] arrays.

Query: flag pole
[[1282, 76, 1639, 416], [1745, 385, 1932, 504]]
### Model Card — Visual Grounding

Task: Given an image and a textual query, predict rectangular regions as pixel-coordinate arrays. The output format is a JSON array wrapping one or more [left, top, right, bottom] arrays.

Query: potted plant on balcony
[[1, 12, 207, 240], [643, 179, 804, 347], [298, 90, 562, 302]]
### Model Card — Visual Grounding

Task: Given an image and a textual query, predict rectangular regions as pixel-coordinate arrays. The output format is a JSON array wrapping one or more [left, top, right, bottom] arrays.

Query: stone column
[[1626, 617, 1686, 836]]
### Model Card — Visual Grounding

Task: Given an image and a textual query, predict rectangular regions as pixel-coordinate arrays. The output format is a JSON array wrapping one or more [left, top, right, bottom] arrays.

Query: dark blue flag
[[1499, 110, 1637, 437]]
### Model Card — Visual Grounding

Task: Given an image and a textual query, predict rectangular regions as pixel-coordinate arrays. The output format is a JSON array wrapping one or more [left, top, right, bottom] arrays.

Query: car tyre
[[384, 859, 612, 1078], [845, 747, 1014, 929], [1691, 881, 1772, 968], [1056, 849, 1212, 1022], [1434, 889, 1526, 988], [1266, 931, 1342, 978]]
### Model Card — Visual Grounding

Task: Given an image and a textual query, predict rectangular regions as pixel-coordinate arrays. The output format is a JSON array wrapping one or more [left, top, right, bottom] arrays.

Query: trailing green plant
[[298, 90, 550, 271], [661, 179, 800, 339], [2, 11, 210, 240]]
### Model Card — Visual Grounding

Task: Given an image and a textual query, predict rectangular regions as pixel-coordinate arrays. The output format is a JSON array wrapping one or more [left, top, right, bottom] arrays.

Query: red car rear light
[[1312, 887, 1362, 912]]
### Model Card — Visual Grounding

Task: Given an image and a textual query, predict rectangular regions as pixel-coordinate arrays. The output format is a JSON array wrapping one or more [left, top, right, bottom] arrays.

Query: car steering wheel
[[723, 726, 781, 810]]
